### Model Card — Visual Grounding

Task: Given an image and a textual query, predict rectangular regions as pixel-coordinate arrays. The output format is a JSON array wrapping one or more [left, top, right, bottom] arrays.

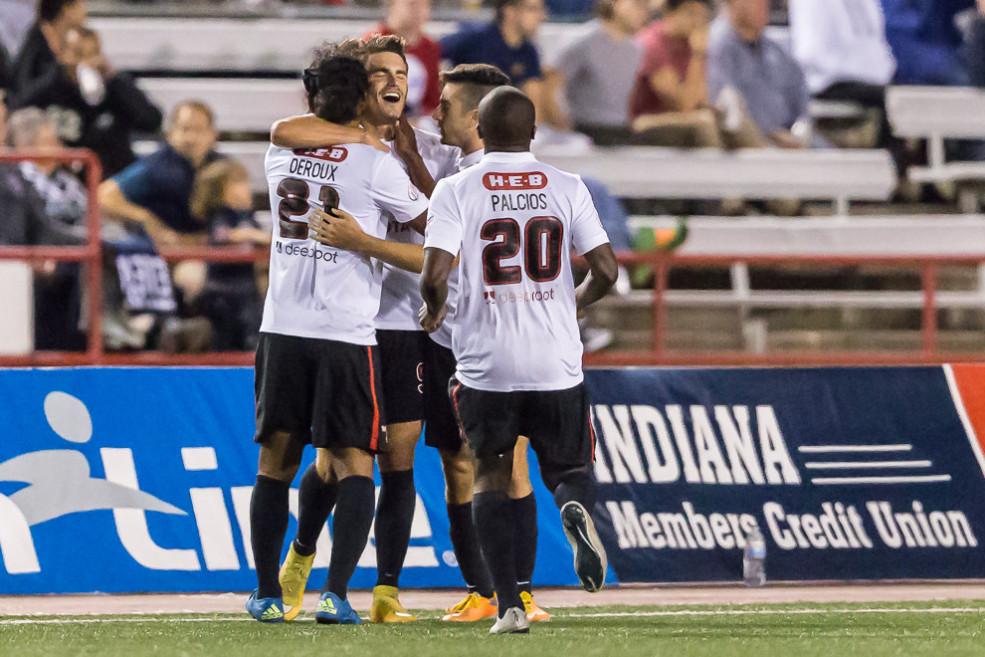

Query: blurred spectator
[[790, 0, 895, 101], [880, 0, 973, 86], [0, 91, 48, 244], [8, 107, 86, 244], [441, 0, 569, 130], [629, 0, 724, 147], [0, 0, 37, 65], [1, 42, 9, 93], [966, 0, 985, 86], [190, 159, 267, 352], [9, 0, 87, 96], [13, 25, 163, 178], [98, 100, 220, 248], [366, 0, 441, 117], [708, 0, 811, 149], [553, 0, 647, 145], [8, 106, 87, 350]]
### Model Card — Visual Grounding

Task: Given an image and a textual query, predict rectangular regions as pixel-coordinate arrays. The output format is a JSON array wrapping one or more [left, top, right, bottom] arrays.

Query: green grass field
[[3, 601, 983, 657]]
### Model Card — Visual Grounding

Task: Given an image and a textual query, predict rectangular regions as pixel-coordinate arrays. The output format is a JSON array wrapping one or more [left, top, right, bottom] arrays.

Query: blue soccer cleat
[[246, 589, 285, 623], [315, 591, 363, 625]]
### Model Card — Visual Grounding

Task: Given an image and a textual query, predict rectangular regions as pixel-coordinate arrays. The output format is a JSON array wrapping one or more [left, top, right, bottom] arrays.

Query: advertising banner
[[0, 368, 579, 594], [585, 365, 985, 582]]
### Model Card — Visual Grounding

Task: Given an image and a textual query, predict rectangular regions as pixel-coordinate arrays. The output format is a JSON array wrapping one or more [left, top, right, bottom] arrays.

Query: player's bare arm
[[310, 209, 426, 273], [392, 119, 438, 198], [419, 247, 455, 332], [270, 113, 389, 152], [575, 243, 619, 312]]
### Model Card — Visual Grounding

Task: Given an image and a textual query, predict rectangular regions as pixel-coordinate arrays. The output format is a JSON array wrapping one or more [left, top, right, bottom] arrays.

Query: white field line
[[3, 607, 984, 625]]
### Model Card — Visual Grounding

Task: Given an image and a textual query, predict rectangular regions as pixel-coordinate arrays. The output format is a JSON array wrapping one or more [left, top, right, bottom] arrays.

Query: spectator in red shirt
[[366, 0, 441, 117], [628, 0, 725, 147]]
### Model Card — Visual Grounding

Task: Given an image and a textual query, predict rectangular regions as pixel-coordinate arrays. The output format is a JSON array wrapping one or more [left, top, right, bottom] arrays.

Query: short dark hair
[[39, 0, 81, 24], [304, 48, 370, 124], [664, 0, 712, 12], [495, 0, 524, 24], [440, 64, 511, 113], [170, 100, 215, 129]]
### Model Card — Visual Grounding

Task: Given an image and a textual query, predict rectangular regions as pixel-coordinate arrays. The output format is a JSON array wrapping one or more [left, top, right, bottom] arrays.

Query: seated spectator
[[0, 91, 49, 245], [190, 159, 268, 352], [9, 0, 87, 96], [366, 0, 441, 118], [629, 0, 725, 147], [881, 0, 973, 86], [790, 0, 895, 104], [97, 100, 220, 248], [553, 0, 648, 145], [441, 0, 569, 130], [708, 0, 812, 150], [8, 107, 86, 244], [7, 106, 87, 351], [13, 25, 163, 178]]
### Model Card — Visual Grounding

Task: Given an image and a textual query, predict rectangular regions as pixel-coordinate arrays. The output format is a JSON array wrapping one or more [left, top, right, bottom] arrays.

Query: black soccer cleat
[[560, 501, 608, 593]]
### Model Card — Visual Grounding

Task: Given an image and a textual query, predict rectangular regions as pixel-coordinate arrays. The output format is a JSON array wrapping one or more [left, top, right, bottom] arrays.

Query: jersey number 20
[[275, 177, 340, 239], [481, 217, 563, 286]]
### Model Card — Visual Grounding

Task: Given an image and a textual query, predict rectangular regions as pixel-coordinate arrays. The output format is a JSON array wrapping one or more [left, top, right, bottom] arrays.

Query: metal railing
[[0, 152, 983, 368]]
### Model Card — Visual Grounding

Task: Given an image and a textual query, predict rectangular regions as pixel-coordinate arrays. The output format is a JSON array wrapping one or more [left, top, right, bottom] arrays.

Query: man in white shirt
[[420, 86, 617, 634], [789, 0, 897, 147], [246, 48, 429, 625]]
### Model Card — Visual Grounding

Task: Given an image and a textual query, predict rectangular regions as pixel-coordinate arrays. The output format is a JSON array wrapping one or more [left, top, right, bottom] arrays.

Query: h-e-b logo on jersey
[[482, 172, 548, 191]]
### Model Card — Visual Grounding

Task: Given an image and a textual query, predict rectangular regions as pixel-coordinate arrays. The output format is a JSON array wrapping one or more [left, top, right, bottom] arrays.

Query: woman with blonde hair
[[191, 158, 269, 351]]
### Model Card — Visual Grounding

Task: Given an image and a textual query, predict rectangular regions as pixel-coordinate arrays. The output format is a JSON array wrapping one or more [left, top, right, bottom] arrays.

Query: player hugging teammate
[[246, 35, 616, 635]]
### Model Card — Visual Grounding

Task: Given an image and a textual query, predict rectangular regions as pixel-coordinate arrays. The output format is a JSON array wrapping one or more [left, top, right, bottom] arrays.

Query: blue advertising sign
[[0, 368, 580, 594], [584, 366, 985, 582]]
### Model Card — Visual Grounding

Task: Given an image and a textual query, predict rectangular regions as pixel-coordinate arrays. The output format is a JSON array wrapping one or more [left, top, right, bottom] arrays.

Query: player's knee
[[474, 453, 512, 493], [330, 446, 375, 480], [257, 432, 303, 482], [440, 449, 475, 504], [378, 421, 420, 472], [540, 464, 591, 494]]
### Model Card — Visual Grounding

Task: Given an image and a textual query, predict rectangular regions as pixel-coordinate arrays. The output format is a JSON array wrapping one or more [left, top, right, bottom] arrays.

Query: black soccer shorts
[[254, 332, 386, 452], [448, 378, 596, 469], [423, 338, 462, 451], [376, 329, 427, 425]]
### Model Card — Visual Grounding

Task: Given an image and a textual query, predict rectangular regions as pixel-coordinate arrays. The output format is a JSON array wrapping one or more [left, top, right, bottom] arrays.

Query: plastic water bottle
[[743, 527, 767, 587]]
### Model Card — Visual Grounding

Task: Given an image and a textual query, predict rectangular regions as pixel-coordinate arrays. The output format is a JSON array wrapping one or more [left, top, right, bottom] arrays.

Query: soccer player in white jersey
[[245, 48, 429, 625], [307, 63, 550, 624], [270, 36, 459, 624], [420, 86, 618, 634]]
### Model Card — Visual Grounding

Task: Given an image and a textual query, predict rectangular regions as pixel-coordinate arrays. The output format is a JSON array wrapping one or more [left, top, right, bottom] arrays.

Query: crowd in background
[[3, 0, 985, 355]]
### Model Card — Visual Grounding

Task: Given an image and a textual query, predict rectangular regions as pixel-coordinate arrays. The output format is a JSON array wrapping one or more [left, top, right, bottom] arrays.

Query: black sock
[[447, 501, 494, 598], [250, 475, 290, 599], [511, 493, 538, 595], [473, 491, 521, 616], [374, 469, 416, 587], [293, 463, 338, 557], [553, 470, 597, 512], [324, 475, 375, 600]]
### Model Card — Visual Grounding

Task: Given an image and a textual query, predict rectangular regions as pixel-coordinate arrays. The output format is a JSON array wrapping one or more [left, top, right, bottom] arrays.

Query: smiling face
[[364, 50, 409, 126]]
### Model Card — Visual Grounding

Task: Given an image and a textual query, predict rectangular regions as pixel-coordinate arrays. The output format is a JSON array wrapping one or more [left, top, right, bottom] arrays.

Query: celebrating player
[[245, 47, 428, 625], [272, 35, 459, 624], [308, 63, 550, 624], [420, 86, 618, 634]]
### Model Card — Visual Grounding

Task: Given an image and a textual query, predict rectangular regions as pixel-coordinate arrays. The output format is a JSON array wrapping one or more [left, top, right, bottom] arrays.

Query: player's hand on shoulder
[[419, 302, 448, 333], [310, 209, 368, 252]]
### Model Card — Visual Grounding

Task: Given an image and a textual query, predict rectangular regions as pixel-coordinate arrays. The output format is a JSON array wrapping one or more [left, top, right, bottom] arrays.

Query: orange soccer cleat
[[441, 592, 498, 622]]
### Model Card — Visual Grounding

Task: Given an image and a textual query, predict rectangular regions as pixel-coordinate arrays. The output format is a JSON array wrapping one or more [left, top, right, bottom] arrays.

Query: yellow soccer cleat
[[369, 585, 417, 623], [520, 591, 551, 622], [441, 592, 498, 622], [278, 544, 315, 621]]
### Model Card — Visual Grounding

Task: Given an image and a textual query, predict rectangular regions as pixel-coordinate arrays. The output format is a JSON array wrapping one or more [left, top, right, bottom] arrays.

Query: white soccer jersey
[[261, 143, 429, 344], [424, 151, 610, 391], [429, 148, 483, 350], [375, 128, 460, 332]]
